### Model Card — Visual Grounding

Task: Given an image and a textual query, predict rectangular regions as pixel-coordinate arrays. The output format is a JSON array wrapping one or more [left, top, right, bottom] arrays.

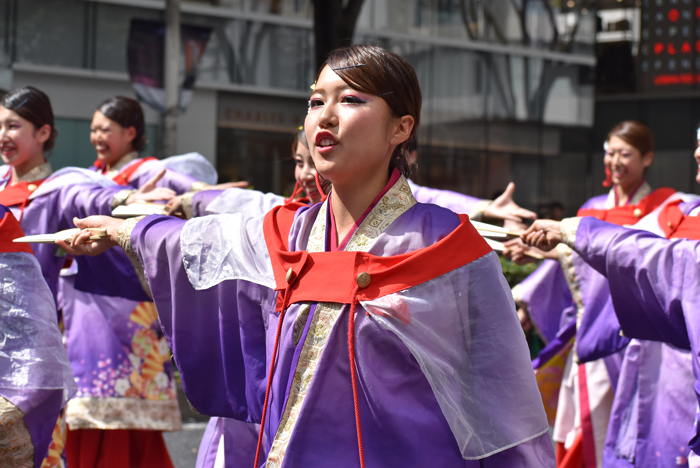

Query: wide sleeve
[[190, 189, 223, 217], [205, 188, 286, 216], [571, 216, 695, 350], [53, 184, 151, 302], [362, 251, 550, 460], [130, 214, 272, 422], [0, 251, 76, 467]]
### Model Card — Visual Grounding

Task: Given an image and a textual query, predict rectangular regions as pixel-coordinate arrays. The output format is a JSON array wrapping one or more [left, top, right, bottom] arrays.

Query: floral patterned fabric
[[60, 277, 181, 431], [0, 396, 33, 468]]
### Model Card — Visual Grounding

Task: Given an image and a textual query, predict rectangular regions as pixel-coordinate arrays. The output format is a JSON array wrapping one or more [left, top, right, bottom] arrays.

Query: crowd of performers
[[1, 43, 698, 468]]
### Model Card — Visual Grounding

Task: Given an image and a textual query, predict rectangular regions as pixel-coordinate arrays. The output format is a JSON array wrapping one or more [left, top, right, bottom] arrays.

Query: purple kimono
[[58, 155, 212, 433], [188, 181, 494, 468], [513, 185, 680, 467], [126, 175, 555, 467], [0, 204, 76, 468], [562, 211, 700, 459]]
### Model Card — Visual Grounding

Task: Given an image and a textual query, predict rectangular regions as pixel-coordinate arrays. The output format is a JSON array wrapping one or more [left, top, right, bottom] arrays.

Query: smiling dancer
[[510, 121, 680, 468], [62, 44, 555, 467], [521, 126, 700, 468]]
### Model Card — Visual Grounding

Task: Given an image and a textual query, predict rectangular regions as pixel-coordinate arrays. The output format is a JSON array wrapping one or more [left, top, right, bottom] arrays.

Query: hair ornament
[[378, 91, 395, 96], [310, 82, 316, 90], [13, 99, 28, 111], [332, 64, 366, 71], [696, 127, 700, 141], [603, 140, 609, 152]]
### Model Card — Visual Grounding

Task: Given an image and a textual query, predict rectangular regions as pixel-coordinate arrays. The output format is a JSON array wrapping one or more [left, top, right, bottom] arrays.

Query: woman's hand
[[126, 169, 177, 204], [520, 220, 563, 251], [165, 180, 251, 218], [503, 238, 557, 265], [483, 182, 537, 231], [56, 216, 124, 256]]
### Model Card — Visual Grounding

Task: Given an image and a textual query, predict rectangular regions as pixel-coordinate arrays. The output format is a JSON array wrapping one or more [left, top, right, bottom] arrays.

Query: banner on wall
[[127, 19, 212, 114]]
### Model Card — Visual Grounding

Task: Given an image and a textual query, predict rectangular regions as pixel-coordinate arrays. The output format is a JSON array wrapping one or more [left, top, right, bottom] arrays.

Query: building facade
[[1, 0, 599, 211]]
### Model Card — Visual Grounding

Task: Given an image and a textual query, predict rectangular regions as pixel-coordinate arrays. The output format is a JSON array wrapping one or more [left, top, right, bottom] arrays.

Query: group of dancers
[[0, 42, 697, 468]]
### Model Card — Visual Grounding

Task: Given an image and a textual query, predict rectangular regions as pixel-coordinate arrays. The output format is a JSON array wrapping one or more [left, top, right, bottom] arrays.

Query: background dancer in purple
[[62, 44, 555, 467], [0, 206, 76, 468], [521, 130, 700, 467]]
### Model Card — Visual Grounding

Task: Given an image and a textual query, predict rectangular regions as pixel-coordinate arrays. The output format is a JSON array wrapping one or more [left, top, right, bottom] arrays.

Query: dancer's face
[[603, 136, 653, 192], [305, 66, 409, 189], [0, 106, 49, 170], [90, 111, 137, 167], [294, 142, 320, 204]]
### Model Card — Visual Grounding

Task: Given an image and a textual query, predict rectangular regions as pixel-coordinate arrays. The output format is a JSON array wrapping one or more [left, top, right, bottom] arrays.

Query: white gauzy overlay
[[206, 188, 285, 217], [181, 213, 276, 290], [0, 252, 77, 404], [135, 152, 218, 186], [362, 251, 549, 459]]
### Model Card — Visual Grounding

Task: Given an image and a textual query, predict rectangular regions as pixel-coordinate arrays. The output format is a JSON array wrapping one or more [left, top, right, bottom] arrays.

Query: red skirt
[[65, 429, 174, 468]]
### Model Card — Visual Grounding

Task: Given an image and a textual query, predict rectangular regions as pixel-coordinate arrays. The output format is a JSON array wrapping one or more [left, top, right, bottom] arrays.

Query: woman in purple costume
[[0, 87, 163, 467], [509, 121, 680, 468], [63, 44, 555, 467], [0, 206, 76, 468], [522, 128, 700, 468]]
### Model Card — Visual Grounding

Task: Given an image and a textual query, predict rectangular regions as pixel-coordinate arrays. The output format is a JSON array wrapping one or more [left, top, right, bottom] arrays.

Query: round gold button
[[633, 208, 642, 218], [356, 272, 371, 289], [668, 221, 673, 228], [285, 268, 294, 283], [27, 184, 37, 192]]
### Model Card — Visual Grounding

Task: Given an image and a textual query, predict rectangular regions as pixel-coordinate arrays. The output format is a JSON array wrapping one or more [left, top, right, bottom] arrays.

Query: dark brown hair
[[96, 96, 147, 152], [314, 44, 421, 177], [607, 121, 654, 155], [0, 86, 58, 151]]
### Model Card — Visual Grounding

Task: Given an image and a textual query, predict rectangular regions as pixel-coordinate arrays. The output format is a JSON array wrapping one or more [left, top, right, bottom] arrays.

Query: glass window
[[16, 0, 85, 68]]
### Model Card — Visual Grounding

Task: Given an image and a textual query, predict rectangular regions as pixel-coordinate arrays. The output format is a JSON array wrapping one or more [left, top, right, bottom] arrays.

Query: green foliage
[[499, 255, 540, 288]]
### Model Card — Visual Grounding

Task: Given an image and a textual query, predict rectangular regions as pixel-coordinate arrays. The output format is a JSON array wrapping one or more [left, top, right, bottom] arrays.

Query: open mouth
[[315, 132, 338, 149]]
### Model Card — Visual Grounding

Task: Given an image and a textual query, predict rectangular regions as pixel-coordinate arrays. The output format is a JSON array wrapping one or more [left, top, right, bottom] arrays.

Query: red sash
[[111, 157, 158, 186], [577, 188, 676, 226], [658, 199, 700, 240], [0, 179, 46, 208], [263, 202, 493, 311], [0, 211, 32, 254]]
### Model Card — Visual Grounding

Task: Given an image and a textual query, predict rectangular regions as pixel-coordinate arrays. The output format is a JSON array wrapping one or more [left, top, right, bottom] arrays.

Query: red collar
[[658, 199, 700, 240], [263, 202, 493, 311], [577, 188, 676, 226], [0, 211, 32, 254], [93, 157, 157, 185], [0, 179, 47, 209]]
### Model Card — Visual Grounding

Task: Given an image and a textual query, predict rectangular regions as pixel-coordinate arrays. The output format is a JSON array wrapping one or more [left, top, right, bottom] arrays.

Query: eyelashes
[[307, 95, 368, 114]]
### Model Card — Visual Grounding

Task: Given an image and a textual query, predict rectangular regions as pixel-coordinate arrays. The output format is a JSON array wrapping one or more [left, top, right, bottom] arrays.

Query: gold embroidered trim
[[0, 396, 34, 468], [180, 191, 196, 220], [188, 181, 209, 193], [17, 161, 53, 184], [111, 189, 137, 209], [66, 397, 182, 431], [103, 151, 139, 179], [265, 175, 416, 467], [469, 199, 492, 221], [560, 217, 581, 250], [604, 182, 651, 209], [117, 216, 152, 298]]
